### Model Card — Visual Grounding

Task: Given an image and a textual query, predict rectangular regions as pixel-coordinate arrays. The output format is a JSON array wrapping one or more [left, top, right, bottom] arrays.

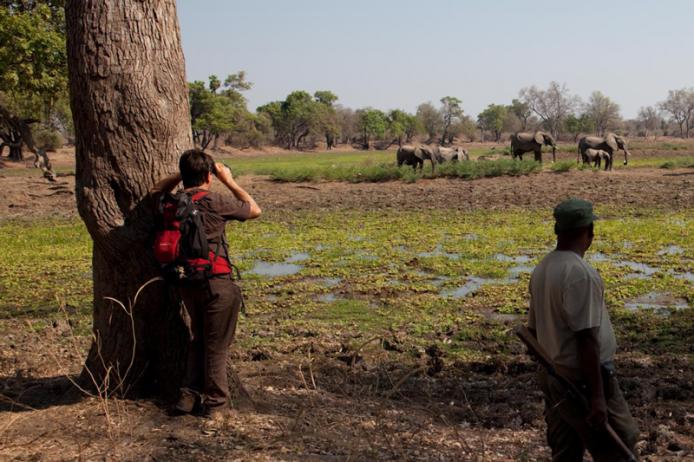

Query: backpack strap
[[191, 190, 209, 202]]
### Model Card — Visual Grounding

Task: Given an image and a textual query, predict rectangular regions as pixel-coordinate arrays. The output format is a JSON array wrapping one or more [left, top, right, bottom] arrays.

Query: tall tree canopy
[[583, 91, 622, 136], [659, 88, 694, 138], [477, 104, 507, 142], [439, 96, 463, 145], [0, 0, 67, 160], [519, 82, 580, 139]]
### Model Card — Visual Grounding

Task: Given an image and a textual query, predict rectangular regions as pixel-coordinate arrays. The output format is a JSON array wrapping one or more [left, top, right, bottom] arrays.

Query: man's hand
[[213, 161, 262, 218], [214, 162, 232, 181], [586, 394, 608, 429]]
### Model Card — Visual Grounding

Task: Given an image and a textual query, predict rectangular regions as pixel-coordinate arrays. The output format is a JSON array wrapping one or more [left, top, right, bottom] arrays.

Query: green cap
[[553, 198, 598, 233]]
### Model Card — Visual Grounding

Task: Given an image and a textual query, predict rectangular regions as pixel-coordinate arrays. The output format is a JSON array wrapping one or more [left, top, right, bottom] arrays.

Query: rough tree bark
[[65, 0, 191, 397]]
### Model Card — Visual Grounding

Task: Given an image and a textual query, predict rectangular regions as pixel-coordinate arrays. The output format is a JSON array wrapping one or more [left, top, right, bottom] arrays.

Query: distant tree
[[564, 113, 596, 139], [188, 71, 254, 150], [314, 90, 339, 149], [208, 74, 221, 93], [659, 88, 694, 138], [0, 1, 67, 161], [477, 104, 507, 142], [387, 109, 418, 146], [356, 108, 387, 149], [314, 90, 338, 106], [335, 105, 357, 144], [439, 96, 463, 145], [416, 102, 442, 142], [189, 79, 234, 149], [258, 90, 325, 149], [583, 91, 621, 135], [519, 82, 580, 139], [637, 106, 661, 139], [509, 98, 533, 131]]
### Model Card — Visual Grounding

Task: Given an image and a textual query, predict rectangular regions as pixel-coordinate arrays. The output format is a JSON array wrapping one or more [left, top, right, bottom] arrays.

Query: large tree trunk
[[66, 0, 191, 398]]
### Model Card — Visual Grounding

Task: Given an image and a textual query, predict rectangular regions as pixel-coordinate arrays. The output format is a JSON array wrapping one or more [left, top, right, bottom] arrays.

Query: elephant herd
[[397, 132, 630, 172], [396, 144, 469, 171]]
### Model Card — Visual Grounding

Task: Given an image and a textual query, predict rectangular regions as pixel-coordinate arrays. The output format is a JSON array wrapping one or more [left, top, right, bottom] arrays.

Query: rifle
[[515, 325, 637, 462]]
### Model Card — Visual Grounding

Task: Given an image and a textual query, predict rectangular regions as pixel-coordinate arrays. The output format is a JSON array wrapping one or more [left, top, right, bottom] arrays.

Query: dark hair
[[179, 149, 214, 188], [556, 223, 594, 241]]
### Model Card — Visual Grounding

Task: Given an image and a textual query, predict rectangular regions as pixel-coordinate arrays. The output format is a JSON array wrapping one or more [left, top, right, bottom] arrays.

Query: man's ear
[[206, 171, 213, 183]]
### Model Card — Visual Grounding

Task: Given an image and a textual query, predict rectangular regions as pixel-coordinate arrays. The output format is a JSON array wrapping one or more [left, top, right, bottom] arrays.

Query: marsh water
[[249, 245, 691, 314]]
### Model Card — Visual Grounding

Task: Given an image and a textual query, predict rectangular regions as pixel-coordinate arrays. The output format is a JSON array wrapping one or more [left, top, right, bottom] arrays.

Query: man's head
[[554, 198, 597, 253], [179, 149, 215, 188]]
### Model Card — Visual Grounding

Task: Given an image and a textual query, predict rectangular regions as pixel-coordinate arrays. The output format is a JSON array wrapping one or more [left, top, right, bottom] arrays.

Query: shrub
[[659, 157, 694, 169], [551, 160, 575, 173], [33, 128, 64, 152], [265, 159, 542, 183]]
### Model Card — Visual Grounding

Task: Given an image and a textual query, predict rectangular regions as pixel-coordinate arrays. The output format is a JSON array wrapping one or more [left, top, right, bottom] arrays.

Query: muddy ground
[[0, 150, 692, 461], [2, 165, 693, 220]]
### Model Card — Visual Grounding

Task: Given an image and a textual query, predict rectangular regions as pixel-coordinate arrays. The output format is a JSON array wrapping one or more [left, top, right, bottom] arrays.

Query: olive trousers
[[538, 368, 639, 462]]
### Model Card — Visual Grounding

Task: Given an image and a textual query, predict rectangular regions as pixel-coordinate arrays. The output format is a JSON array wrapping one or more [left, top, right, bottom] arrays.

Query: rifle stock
[[515, 325, 637, 462]]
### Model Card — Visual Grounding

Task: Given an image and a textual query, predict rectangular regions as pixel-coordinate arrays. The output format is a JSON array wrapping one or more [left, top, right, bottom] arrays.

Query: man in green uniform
[[528, 198, 639, 461]]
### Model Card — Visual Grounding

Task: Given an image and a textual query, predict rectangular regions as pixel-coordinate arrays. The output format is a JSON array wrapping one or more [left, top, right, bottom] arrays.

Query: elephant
[[437, 146, 469, 162], [396, 144, 437, 171], [583, 148, 612, 171], [510, 131, 557, 163], [578, 133, 630, 167]]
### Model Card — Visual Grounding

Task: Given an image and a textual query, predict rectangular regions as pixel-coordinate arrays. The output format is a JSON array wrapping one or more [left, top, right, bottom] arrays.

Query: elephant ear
[[605, 133, 618, 152], [534, 132, 544, 144]]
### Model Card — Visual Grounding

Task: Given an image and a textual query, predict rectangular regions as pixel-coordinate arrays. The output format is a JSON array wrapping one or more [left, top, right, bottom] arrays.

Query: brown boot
[[201, 404, 231, 422], [170, 389, 201, 415]]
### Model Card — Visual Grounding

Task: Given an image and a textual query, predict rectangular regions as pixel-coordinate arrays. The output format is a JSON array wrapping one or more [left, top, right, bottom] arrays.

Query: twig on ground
[[383, 365, 427, 399]]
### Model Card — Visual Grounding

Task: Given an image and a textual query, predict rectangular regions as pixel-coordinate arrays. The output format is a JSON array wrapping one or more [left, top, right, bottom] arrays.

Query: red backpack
[[153, 190, 232, 284]]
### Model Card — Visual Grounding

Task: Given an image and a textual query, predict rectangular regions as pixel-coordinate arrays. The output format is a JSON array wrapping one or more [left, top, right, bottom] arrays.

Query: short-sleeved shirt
[[186, 188, 251, 243], [528, 250, 617, 369]]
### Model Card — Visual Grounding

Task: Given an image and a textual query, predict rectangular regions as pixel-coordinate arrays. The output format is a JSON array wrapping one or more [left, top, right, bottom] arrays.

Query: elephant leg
[[535, 149, 542, 163]]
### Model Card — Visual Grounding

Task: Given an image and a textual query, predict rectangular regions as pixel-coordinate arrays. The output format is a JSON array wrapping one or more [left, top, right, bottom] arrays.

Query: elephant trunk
[[623, 149, 630, 165], [551, 145, 557, 163]]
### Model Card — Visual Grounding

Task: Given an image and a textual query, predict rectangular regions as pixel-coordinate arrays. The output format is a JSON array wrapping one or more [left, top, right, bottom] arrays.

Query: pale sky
[[177, 0, 694, 119]]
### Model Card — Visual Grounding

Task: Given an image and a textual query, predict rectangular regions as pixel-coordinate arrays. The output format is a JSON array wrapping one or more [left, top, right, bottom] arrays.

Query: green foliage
[[0, 2, 66, 101], [659, 157, 694, 169], [564, 113, 596, 136], [477, 104, 508, 142], [189, 72, 255, 149], [509, 98, 532, 129], [256, 159, 541, 183], [439, 96, 463, 143], [387, 109, 419, 145], [259, 90, 328, 149], [356, 108, 387, 147], [314, 90, 338, 106], [0, 1, 69, 151], [550, 160, 575, 173], [32, 126, 63, 151]]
